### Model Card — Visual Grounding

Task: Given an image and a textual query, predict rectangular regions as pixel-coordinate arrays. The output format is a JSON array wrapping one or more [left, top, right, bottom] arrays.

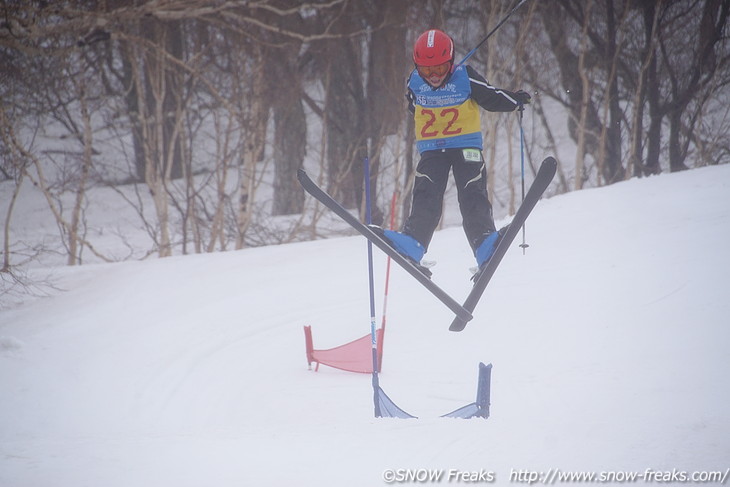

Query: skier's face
[[417, 61, 451, 87]]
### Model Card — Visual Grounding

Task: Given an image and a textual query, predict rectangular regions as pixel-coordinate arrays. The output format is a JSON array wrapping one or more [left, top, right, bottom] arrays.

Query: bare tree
[[2, 0, 729, 275], [660, 0, 729, 172], [364, 0, 408, 224]]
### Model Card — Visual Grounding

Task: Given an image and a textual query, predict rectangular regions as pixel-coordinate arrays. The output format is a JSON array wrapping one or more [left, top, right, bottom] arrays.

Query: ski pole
[[457, 0, 531, 66], [518, 103, 529, 254]]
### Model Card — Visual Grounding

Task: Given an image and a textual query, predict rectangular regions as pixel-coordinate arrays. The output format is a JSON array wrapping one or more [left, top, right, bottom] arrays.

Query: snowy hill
[[1, 164, 729, 486]]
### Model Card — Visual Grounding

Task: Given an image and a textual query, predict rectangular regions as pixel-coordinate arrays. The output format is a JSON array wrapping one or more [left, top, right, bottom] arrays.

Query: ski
[[297, 169, 473, 324], [449, 156, 557, 332]]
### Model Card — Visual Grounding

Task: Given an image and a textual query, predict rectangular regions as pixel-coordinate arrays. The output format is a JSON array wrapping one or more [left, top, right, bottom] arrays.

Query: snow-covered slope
[[1, 165, 729, 486]]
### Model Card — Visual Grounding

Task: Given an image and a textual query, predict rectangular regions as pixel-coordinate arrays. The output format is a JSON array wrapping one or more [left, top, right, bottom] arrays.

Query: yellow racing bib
[[414, 99, 480, 142]]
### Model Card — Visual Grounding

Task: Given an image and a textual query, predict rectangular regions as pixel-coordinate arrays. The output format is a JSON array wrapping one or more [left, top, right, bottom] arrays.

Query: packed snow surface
[[1, 164, 729, 486]]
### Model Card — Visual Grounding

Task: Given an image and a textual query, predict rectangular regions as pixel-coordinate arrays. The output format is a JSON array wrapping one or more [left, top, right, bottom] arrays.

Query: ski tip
[[297, 168, 308, 182], [542, 156, 558, 172], [449, 318, 468, 332]]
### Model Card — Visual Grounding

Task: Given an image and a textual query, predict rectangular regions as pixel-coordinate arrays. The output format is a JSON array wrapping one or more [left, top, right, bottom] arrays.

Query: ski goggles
[[416, 61, 451, 79]]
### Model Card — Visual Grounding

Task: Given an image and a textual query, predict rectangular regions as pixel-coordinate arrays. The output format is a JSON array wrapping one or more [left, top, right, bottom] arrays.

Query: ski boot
[[471, 225, 509, 284], [369, 227, 432, 278]]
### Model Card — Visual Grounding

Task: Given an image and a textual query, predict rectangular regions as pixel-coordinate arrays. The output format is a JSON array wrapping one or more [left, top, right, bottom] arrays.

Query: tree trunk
[[270, 44, 306, 216], [324, 13, 367, 209], [365, 0, 408, 224]]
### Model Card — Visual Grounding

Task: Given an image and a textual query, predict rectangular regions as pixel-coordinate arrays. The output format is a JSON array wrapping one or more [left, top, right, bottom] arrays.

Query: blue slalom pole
[[363, 157, 382, 417], [362, 159, 415, 419]]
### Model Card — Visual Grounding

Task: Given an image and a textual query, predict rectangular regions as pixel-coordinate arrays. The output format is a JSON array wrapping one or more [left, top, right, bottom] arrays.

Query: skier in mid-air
[[378, 28, 531, 279]]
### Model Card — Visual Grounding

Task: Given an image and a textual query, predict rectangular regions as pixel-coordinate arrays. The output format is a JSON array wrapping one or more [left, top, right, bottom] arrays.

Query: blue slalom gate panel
[[442, 363, 492, 419]]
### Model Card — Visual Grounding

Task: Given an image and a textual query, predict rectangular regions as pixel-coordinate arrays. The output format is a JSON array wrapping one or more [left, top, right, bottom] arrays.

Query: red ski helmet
[[413, 29, 454, 67]]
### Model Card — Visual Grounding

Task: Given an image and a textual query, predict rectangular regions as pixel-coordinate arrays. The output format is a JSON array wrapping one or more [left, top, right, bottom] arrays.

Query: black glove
[[513, 89, 531, 106]]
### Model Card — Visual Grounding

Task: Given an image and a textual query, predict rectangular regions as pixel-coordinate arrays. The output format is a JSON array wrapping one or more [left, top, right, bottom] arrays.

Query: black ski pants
[[402, 148, 497, 253]]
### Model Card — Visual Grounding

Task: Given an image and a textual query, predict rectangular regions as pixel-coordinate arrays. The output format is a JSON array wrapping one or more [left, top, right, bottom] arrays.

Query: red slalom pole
[[378, 191, 398, 370]]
